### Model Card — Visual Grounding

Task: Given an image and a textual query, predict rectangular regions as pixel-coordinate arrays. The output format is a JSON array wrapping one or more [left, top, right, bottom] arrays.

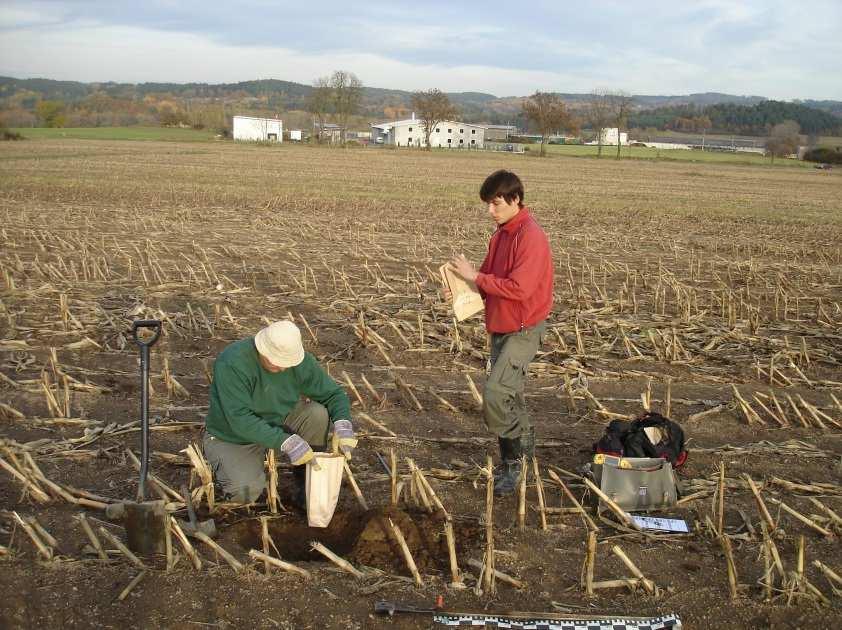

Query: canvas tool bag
[[305, 453, 345, 528], [591, 454, 679, 512]]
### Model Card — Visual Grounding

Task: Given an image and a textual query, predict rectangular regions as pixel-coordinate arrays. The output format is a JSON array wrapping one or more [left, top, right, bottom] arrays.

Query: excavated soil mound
[[232, 506, 479, 575]]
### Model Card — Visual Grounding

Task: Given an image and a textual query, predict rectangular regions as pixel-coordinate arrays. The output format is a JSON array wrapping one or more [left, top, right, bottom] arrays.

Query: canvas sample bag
[[591, 454, 678, 512], [305, 454, 344, 528]]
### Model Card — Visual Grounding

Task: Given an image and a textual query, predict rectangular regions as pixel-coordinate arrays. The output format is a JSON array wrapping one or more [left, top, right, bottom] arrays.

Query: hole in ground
[[232, 506, 480, 575]]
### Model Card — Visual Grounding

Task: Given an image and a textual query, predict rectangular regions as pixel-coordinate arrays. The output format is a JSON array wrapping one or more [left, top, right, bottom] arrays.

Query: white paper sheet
[[631, 515, 689, 532]]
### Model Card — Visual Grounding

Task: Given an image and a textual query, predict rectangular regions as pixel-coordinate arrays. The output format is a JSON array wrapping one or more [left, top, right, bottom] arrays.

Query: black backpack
[[593, 411, 688, 468]]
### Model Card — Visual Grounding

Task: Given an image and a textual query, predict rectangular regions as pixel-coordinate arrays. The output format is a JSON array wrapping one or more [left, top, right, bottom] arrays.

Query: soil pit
[[233, 506, 479, 575]]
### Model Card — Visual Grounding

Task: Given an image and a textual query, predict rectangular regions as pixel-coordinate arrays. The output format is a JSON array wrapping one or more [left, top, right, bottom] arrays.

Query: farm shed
[[372, 115, 486, 149], [313, 122, 343, 144], [484, 124, 519, 141], [596, 127, 628, 146], [233, 115, 283, 142]]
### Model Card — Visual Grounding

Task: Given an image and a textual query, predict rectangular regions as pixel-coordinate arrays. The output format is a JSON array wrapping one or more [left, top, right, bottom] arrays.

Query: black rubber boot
[[290, 465, 306, 510], [494, 437, 523, 496]]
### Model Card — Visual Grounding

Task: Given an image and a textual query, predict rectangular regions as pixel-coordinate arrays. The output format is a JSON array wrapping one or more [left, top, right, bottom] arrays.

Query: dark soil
[[231, 506, 476, 575]]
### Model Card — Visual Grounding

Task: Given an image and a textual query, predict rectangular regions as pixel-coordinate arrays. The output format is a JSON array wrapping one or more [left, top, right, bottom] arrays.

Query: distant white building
[[233, 115, 283, 142], [485, 124, 519, 141], [372, 114, 486, 149], [289, 130, 303, 142], [597, 127, 628, 145], [314, 122, 343, 144]]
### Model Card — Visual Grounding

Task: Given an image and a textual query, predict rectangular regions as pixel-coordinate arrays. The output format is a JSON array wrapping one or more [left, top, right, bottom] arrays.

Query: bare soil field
[[1, 141, 841, 629]]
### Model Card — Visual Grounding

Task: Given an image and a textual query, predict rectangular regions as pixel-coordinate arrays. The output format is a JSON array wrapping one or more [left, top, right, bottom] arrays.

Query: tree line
[[629, 100, 841, 136]]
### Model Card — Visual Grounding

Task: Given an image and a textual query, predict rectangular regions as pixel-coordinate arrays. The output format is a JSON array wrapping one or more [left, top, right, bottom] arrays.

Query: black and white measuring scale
[[431, 612, 682, 629]]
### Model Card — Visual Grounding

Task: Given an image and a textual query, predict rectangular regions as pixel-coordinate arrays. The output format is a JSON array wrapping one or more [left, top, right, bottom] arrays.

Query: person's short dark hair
[[480, 170, 524, 207]]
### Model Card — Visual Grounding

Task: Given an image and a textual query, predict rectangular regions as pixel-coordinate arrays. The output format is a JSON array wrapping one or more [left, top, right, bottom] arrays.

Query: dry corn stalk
[[341, 371, 366, 410], [356, 412, 397, 437], [768, 498, 833, 538], [720, 535, 739, 600], [170, 516, 202, 570], [518, 455, 527, 530], [194, 531, 243, 571], [12, 511, 53, 560], [0, 456, 51, 504], [464, 373, 483, 407], [125, 449, 180, 502], [390, 448, 398, 506], [76, 513, 108, 560], [265, 449, 281, 514], [388, 518, 423, 586], [310, 541, 365, 579], [611, 545, 657, 595], [343, 459, 368, 510], [249, 549, 312, 579], [117, 571, 147, 602], [162, 356, 190, 399], [183, 442, 214, 511], [546, 469, 598, 531], [484, 455, 496, 595], [443, 519, 463, 588], [532, 457, 548, 531], [97, 526, 147, 570], [466, 558, 525, 589], [583, 477, 638, 530]]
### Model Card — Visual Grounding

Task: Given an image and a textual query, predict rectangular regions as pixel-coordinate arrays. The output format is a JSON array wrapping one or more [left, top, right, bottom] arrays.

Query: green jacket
[[205, 338, 351, 448]]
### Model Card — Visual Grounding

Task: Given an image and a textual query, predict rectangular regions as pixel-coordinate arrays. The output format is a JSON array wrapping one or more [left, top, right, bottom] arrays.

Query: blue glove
[[331, 419, 357, 459], [280, 434, 314, 466]]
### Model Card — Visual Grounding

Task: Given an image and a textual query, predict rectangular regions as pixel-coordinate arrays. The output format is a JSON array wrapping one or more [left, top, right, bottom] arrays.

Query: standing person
[[203, 320, 357, 505], [449, 170, 553, 495]]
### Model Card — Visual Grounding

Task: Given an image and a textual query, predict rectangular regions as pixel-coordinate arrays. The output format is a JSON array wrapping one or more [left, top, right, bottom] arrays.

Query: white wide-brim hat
[[254, 320, 305, 368]]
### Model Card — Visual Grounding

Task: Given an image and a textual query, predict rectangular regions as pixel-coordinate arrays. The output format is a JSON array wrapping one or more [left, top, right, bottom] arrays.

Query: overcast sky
[[1, 0, 840, 99]]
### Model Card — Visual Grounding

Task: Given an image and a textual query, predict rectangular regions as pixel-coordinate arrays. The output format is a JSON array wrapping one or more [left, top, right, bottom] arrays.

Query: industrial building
[[232, 115, 283, 142], [371, 115, 486, 148]]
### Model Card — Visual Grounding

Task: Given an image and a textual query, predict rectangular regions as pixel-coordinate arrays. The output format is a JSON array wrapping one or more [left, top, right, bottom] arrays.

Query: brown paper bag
[[439, 263, 484, 321], [305, 454, 344, 527]]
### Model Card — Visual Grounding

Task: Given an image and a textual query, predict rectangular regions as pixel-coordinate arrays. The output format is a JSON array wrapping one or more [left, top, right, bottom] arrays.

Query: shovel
[[124, 319, 168, 555], [178, 484, 217, 538]]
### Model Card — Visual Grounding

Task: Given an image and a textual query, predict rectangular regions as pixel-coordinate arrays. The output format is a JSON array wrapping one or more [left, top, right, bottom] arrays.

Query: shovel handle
[[134, 320, 160, 502], [132, 319, 162, 347]]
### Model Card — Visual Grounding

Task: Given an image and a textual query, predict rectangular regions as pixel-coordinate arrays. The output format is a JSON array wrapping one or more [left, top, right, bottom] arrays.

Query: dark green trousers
[[202, 400, 330, 503], [483, 321, 546, 439]]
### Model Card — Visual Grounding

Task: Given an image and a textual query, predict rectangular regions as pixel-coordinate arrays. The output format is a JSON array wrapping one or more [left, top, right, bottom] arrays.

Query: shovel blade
[[124, 500, 167, 555]]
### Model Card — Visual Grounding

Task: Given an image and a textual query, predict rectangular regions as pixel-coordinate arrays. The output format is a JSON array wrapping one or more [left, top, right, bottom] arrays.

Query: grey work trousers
[[202, 400, 330, 503], [483, 321, 546, 439]]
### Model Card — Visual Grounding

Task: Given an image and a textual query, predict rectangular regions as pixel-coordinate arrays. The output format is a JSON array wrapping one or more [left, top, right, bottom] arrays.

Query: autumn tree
[[36, 100, 66, 128], [607, 91, 634, 159], [329, 70, 363, 144], [586, 89, 612, 157], [765, 120, 800, 164], [410, 89, 458, 151], [521, 91, 576, 156], [383, 104, 411, 120], [306, 76, 332, 144]]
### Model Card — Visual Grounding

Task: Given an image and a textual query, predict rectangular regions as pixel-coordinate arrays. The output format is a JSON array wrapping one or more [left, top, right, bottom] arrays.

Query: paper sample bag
[[305, 453, 344, 528], [439, 263, 484, 321]]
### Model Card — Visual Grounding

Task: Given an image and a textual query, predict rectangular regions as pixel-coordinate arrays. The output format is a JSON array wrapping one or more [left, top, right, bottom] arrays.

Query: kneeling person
[[203, 320, 356, 504]]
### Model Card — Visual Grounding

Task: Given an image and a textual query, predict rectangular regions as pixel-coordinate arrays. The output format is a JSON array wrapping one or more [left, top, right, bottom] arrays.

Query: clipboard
[[439, 263, 484, 322]]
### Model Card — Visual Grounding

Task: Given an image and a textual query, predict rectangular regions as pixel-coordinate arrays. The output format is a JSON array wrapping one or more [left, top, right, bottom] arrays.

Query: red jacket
[[475, 208, 553, 334]]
